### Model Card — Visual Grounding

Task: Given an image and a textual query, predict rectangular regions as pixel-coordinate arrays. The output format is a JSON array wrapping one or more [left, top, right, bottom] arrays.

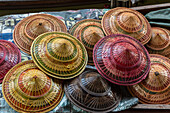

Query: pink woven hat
[[0, 40, 21, 83], [93, 34, 151, 86], [64, 70, 121, 113]]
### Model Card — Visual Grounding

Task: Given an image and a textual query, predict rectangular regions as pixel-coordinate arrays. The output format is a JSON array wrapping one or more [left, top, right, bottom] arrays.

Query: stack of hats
[[2, 14, 89, 113], [1, 6, 170, 113]]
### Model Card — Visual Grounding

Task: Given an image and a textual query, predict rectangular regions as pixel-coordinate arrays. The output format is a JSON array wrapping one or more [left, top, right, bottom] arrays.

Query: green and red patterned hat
[[31, 32, 88, 79], [2, 60, 64, 112]]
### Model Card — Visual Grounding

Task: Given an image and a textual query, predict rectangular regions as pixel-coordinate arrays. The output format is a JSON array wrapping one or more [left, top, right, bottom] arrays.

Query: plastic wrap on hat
[[128, 54, 170, 104], [93, 34, 150, 86], [2, 60, 64, 112]]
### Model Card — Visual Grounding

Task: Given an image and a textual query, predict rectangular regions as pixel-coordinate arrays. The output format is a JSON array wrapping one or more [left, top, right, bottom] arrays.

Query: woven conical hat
[[93, 34, 150, 86], [146, 28, 170, 58], [102, 7, 151, 45], [70, 19, 104, 65], [2, 60, 64, 112], [13, 14, 67, 54], [64, 70, 121, 113], [31, 32, 88, 79], [128, 54, 170, 104], [146, 27, 170, 50], [0, 40, 21, 83]]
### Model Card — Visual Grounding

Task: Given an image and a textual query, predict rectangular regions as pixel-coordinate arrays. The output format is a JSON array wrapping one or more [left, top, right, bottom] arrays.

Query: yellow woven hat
[[31, 32, 88, 79], [2, 60, 64, 112]]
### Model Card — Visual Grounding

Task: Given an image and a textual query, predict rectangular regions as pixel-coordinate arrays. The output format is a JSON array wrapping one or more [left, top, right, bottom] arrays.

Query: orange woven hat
[[31, 32, 88, 79], [70, 19, 105, 65], [2, 60, 64, 112], [64, 70, 121, 113], [13, 14, 67, 54], [102, 7, 151, 45], [146, 27, 170, 58], [146, 27, 170, 50], [128, 54, 170, 104]]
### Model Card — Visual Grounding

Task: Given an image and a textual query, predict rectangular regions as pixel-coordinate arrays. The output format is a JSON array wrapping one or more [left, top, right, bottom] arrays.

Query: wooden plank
[[132, 104, 170, 109], [0, 0, 109, 10], [118, 109, 169, 113], [132, 3, 170, 15]]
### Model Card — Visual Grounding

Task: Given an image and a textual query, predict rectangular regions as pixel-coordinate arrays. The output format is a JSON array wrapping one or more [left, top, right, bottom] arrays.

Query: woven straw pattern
[[93, 34, 150, 86], [146, 27, 170, 50], [13, 14, 67, 54], [64, 70, 121, 113], [31, 32, 88, 79], [69, 19, 105, 65], [128, 54, 170, 104], [2, 60, 64, 112], [102, 7, 151, 45], [0, 40, 21, 83]]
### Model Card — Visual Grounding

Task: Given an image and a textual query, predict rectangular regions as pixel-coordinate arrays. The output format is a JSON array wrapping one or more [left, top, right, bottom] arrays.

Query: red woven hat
[[128, 54, 170, 104], [93, 34, 151, 86], [0, 40, 21, 83]]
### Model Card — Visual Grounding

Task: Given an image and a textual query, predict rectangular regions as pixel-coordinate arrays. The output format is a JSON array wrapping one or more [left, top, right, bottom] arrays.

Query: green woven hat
[[31, 32, 88, 79]]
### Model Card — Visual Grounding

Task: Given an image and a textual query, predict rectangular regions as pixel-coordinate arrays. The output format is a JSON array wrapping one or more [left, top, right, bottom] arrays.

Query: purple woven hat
[[64, 70, 121, 113], [0, 40, 21, 83], [93, 34, 151, 86]]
